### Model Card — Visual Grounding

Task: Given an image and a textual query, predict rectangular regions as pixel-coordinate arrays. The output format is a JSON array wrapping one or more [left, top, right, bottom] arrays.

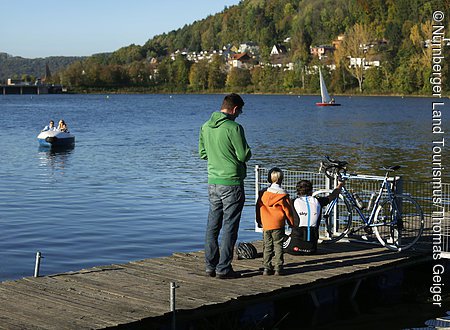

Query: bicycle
[[313, 156, 424, 251]]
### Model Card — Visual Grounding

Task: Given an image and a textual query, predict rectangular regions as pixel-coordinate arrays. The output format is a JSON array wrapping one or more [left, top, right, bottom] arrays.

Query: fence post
[[255, 165, 260, 203], [395, 176, 403, 195], [324, 172, 331, 190], [170, 282, 179, 330], [255, 165, 262, 232], [34, 251, 42, 277], [395, 176, 403, 215], [331, 174, 339, 236]]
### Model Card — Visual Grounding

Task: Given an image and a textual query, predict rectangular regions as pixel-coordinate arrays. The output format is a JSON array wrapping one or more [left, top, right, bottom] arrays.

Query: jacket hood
[[207, 112, 233, 128], [261, 184, 289, 207], [267, 183, 287, 194]]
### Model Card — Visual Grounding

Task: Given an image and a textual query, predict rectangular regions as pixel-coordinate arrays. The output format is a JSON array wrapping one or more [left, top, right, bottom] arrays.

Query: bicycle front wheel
[[313, 190, 352, 243], [373, 195, 424, 251]]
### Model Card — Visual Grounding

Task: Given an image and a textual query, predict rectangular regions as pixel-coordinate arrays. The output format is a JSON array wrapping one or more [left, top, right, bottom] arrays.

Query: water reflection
[[37, 145, 75, 173]]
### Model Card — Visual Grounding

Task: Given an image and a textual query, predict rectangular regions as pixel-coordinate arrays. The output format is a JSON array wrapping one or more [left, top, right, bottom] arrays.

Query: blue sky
[[1, 0, 241, 58]]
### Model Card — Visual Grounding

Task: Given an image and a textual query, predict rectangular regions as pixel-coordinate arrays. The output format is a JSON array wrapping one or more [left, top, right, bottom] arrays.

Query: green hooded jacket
[[199, 112, 252, 185]]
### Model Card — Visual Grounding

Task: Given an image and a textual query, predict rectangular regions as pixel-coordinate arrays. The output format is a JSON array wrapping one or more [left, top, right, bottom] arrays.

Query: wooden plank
[[0, 312, 47, 330], [124, 259, 289, 307], [73, 271, 171, 310], [0, 282, 122, 327], [123, 261, 262, 301], [56, 272, 170, 314], [0, 287, 112, 329], [19, 277, 154, 322], [39, 274, 164, 313]]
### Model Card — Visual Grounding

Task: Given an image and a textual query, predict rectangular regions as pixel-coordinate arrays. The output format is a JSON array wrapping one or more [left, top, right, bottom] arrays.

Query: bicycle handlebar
[[319, 156, 402, 180], [319, 156, 348, 180]]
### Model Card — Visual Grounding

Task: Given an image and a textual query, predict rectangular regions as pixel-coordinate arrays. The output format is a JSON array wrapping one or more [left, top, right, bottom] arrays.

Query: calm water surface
[[0, 94, 446, 282]]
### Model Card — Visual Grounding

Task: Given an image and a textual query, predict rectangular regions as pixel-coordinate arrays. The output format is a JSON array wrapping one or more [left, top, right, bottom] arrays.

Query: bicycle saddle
[[381, 165, 401, 172], [325, 156, 348, 168]]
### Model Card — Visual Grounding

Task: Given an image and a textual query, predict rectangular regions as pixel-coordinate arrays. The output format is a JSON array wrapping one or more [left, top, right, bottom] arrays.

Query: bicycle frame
[[327, 171, 398, 232]]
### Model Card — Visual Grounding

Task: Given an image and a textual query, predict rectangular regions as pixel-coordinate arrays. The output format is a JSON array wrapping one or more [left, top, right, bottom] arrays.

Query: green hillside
[[7, 0, 450, 95], [0, 53, 84, 82]]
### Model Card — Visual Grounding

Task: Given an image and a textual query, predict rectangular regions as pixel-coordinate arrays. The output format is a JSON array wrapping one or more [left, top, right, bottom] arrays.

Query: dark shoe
[[206, 270, 216, 277], [263, 269, 274, 276], [217, 270, 241, 279]]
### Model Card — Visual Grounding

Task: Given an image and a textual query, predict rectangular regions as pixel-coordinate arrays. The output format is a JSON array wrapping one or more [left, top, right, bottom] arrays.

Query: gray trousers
[[263, 228, 285, 271]]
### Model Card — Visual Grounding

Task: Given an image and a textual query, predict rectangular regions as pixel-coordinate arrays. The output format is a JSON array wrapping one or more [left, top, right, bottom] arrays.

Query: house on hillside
[[229, 53, 253, 69], [263, 44, 294, 71], [348, 56, 381, 70], [268, 44, 293, 70], [310, 45, 335, 60], [170, 49, 189, 60], [238, 42, 260, 57], [222, 44, 239, 60], [270, 44, 288, 56], [268, 55, 294, 71]]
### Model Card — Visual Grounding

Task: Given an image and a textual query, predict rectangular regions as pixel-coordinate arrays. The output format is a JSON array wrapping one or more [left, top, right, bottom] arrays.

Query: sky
[[1, 0, 241, 59]]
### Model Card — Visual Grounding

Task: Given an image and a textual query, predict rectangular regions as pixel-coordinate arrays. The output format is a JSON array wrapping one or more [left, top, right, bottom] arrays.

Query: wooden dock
[[0, 241, 430, 329]]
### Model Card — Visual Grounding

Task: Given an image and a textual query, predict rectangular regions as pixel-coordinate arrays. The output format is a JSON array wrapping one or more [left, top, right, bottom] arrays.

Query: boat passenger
[[42, 120, 56, 132], [57, 119, 68, 132], [329, 98, 335, 104]]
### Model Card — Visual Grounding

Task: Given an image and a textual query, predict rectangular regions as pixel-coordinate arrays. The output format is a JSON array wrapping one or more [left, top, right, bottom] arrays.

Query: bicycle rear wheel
[[313, 190, 352, 243], [373, 195, 424, 251]]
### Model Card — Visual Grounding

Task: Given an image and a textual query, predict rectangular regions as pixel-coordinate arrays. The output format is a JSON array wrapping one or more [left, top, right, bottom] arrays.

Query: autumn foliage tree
[[335, 23, 374, 92]]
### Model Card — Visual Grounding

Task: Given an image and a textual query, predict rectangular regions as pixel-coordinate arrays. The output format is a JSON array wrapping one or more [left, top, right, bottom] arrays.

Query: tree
[[208, 55, 226, 90], [409, 21, 433, 93], [154, 57, 172, 90], [226, 67, 251, 89], [189, 60, 209, 91], [253, 66, 283, 92], [335, 23, 374, 92], [283, 69, 297, 90], [364, 67, 383, 93], [60, 61, 86, 87], [128, 61, 149, 86], [172, 55, 190, 91], [110, 44, 144, 65]]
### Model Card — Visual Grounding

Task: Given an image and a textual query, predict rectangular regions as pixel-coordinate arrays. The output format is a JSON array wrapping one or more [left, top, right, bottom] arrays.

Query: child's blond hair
[[268, 167, 284, 184]]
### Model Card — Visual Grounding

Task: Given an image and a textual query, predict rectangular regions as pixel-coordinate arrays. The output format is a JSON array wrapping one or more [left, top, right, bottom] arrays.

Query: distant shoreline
[[63, 88, 449, 98]]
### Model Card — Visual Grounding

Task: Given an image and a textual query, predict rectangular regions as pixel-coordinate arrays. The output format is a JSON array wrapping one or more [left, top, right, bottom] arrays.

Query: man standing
[[199, 93, 252, 279]]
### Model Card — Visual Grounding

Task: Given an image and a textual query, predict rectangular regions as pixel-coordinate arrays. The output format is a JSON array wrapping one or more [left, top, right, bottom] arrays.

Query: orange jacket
[[256, 186, 295, 230]]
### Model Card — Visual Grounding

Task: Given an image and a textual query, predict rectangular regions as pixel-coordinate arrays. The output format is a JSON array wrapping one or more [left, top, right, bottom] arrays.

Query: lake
[[0, 94, 446, 282]]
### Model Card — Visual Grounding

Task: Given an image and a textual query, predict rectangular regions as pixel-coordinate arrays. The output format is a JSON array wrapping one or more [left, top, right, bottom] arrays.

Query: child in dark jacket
[[256, 168, 295, 276]]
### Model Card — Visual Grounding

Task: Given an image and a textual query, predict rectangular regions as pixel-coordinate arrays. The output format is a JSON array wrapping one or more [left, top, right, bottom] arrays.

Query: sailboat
[[316, 68, 340, 106]]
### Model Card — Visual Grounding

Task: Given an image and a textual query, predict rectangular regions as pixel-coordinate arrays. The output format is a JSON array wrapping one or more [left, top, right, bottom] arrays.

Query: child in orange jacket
[[256, 167, 295, 275]]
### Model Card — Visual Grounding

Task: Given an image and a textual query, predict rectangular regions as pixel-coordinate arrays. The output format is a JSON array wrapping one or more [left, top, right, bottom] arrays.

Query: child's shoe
[[263, 268, 274, 276], [274, 269, 284, 276]]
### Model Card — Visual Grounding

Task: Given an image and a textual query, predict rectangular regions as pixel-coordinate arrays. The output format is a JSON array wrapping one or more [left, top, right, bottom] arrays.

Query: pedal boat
[[37, 130, 75, 148]]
